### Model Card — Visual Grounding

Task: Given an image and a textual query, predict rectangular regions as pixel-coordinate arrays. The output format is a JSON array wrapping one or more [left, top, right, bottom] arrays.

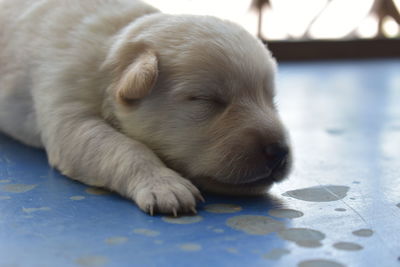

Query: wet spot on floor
[[333, 242, 363, 251], [204, 204, 242, 213], [0, 184, 37, 193], [298, 259, 345, 267], [278, 228, 325, 248], [268, 208, 304, 219], [75, 255, 108, 267], [263, 248, 290, 260], [70, 195, 85, 200], [105, 236, 128, 245], [282, 185, 349, 202], [0, 179, 10, 183], [179, 243, 202, 251], [352, 229, 373, 237], [133, 228, 160, 237], [85, 187, 111, 195], [334, 208, 346, 212], [0, 196, 11, 200], [226, 215, 285, 235], [226, 247, 239, 254], [326, 128, 344, 135], [296, 240, 323, 248], [162, 215, 203, 224], [22, 207, 51, 213]]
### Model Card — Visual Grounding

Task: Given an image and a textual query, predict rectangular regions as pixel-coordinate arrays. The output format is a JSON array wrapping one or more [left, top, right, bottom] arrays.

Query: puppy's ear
[[115, 50, 158, 102]]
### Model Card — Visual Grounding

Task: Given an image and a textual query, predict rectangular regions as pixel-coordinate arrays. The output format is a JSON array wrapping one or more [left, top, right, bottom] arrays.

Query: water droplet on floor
[[278, 228, 325, 248], [268, 208, 304, 218], [352, 229, 373, 237], [1, 184, 37, 193], [282, 185, 349, 202], [334, 208, 346, 212], [326, 128, 345, 135], [75, 255, 108, 267], [204, 203, 242, 213], [263, 248, 290, 260], [179, 243, 202, 251], [70, 195, 85, 200], [133, 228, 160, 237], [333, 242, 363, 251], [22, 207, 51, 213], [298, 259, 345, 267], [296, 240, 323, 248], [226, 215, 285, 235], [226, 247, 239, 254], [105, 236, 128, 245], [162, 215, 203, 224]]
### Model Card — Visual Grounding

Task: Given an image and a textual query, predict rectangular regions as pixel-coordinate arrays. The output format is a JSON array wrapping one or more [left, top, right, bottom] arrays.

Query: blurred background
[[144, 0, 400, 60]]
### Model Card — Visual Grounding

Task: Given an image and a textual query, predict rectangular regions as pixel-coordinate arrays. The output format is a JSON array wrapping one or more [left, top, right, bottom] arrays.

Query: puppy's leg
[[40, 105, 202, 215]]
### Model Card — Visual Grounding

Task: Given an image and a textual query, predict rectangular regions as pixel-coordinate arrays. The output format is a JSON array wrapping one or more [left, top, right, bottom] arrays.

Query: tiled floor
[[1, 60, 399, 267]]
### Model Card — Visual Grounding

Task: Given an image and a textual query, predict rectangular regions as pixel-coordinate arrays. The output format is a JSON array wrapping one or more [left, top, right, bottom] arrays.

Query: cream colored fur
[[0, 0, 291, 215]]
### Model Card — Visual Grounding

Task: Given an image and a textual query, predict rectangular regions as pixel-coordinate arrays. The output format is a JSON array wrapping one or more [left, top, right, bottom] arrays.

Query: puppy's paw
[[132, 169, 204, 216]]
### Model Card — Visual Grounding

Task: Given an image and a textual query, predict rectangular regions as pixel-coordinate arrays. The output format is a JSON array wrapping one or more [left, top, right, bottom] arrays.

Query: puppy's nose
[[264, 143, 289, 170]]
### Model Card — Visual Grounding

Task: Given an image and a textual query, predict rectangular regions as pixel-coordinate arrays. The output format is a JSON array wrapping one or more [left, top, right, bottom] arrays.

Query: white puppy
[[0, 0, 291, 215]]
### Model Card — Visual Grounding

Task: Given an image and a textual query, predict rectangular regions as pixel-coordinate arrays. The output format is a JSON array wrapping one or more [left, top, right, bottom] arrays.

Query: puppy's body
[[0, 0, 291, 214], [0, 0, 157, 146]]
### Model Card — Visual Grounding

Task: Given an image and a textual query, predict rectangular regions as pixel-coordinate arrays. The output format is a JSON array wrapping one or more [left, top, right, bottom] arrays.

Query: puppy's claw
[[197, 194, 205, 203], [172, 207, 178, 217], [190, 207, 197, 214], [149, 206, 154, 216]]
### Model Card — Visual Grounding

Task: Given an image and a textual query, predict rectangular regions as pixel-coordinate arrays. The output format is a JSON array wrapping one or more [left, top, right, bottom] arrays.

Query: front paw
[[132, 169, 204, 216]]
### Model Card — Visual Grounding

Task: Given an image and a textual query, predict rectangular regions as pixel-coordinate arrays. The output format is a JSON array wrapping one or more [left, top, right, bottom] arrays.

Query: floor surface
[[1, 60, 399, 267]]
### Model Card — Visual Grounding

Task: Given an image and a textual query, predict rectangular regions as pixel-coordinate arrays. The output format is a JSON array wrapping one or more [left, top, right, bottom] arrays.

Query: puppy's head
[[103, 14, 292, 195]]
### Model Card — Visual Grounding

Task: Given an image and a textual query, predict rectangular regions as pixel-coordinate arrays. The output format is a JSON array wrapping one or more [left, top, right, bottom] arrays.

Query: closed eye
[[188, 95, 226, 106], [185, 95, 227, 122]]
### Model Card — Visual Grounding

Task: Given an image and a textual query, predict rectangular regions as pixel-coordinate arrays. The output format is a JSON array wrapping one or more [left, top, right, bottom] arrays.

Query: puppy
[[0, 0, 291, 215]]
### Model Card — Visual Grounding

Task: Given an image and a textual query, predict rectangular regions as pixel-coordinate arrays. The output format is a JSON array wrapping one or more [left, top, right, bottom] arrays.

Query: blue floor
[[1, 60, 399, 267]]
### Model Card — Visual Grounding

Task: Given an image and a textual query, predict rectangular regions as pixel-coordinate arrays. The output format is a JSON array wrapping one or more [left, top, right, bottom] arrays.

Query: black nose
[[264, 143, 289, 170]]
